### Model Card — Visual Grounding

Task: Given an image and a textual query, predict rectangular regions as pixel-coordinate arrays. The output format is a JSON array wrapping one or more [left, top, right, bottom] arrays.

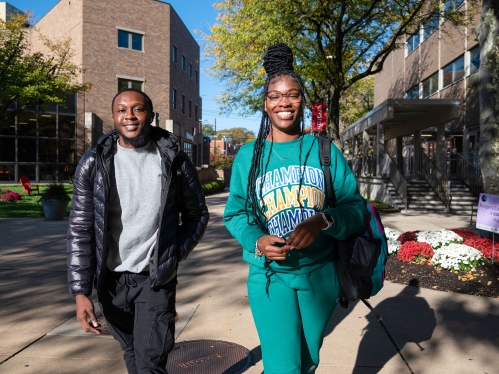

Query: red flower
[[464, 237, 497, 259], [452, 228, 479, 241], [397, 230, 419, 244], [397, 241, 434, 263]]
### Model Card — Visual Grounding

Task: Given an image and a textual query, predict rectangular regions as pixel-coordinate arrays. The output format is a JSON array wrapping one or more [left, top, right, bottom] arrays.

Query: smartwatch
[[321, 213, 334, 230]]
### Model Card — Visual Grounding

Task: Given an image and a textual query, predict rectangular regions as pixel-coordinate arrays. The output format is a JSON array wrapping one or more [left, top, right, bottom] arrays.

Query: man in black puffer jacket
[[67, 88, 209, 374]]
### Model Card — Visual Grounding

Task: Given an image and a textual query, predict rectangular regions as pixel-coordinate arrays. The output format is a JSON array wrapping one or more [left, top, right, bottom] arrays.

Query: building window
[[117, 29, 143, 51], [189, 100, 192, 118], [118, 78, 143, 91], [422, 72, 439, 98], [196, 70, 199, 84], [189, 63, 192, 78], [181, 56, 186, 71], [172, 45, 177, 62], [444, 0, 465, 13], [181, 95, 185, 114], [172, 89, 177, 110], [442, 55, 465, 88], [195, 104, 198, 121], [407, 33, 420, 55], [183, 141, 197, 164], [423, 13, 439, 40], [406, 85, 419, 99], [469, 45, 480, 75]]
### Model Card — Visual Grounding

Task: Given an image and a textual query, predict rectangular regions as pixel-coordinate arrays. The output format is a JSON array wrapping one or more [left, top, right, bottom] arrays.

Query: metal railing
[[455, 153, 483, 196], [379, 154, 408, 211], [421, 153, 451, 211], [348, 155, 408, 211]]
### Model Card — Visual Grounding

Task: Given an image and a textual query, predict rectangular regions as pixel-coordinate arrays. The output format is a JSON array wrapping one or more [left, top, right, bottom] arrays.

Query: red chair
[[20, 176, 40, 195]]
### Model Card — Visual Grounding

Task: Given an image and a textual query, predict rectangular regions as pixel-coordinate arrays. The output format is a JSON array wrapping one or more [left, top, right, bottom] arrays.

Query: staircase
[[383, 178, 478, 214], [449, 180, 478, 215]]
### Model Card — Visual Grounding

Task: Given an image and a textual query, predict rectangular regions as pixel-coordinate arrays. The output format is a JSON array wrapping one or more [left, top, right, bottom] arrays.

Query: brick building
[[0, 0, 202, 183]]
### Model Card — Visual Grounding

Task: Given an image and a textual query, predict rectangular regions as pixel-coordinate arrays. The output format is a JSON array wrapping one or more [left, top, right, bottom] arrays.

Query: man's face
[[112, 91, 151, 148]]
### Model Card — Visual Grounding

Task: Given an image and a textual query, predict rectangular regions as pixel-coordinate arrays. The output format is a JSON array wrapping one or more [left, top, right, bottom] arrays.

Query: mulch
[[385, 254, 499, 298]]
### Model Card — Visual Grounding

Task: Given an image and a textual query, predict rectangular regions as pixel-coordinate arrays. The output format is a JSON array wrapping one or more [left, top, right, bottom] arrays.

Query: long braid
[[245, 43, 309, 294]]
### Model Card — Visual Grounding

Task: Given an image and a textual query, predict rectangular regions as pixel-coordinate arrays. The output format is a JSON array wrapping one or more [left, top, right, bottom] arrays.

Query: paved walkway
[[0, 192, 498, 373]]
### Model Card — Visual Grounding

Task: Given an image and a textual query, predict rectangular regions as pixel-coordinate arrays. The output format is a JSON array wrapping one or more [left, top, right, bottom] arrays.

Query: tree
[[202, 122, 214, 137], [204, 0, 477, 147], [0, 14, 90, 123], [218, 127, 256, 146], [339, 75, 374, 131], [477, 0, 499, 194]]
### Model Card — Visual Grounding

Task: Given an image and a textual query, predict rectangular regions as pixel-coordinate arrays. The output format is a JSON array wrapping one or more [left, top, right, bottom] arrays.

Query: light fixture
[[19, 122, 28, 124], [29, 118, 37, 121], [41, 114, 52, 118]]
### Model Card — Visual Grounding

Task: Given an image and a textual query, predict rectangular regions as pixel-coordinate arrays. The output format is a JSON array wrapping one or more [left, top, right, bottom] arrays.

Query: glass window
[[423, 13, 439, 40], [39, 164, 58, 181], [172, 45, 177, 62], [59, 94, 76, 114], [470, 45, 480, 74], [0, 139, 15, 162], [59, 140, 76, 163], [39, 139, 57, 162], [183, 141, 196, 164], [118, 30, 129, 48], [59, 115, 76, 139], [0, 164, 14, 180], [181, 95, 185, 114], [118, 78, 143, 91], [444, 0, 465, 13], [17, 112, 37, 137], [18, 138, 37, 162], [39, 113, 56, 137], [443, 55, 465, 88], [117, 30, 143, 51], [422, 72, 439, 98], [172, 89, 177, 109], [189, 63, 192, 78], [406, 85, 419, 99], [189, 100, 192, 118], [18, 165, 36, 181], [407, 33, 420, 55], [0, 115, 15, 136], [182, 56, 186, 71], [195, 104, 198, 121]]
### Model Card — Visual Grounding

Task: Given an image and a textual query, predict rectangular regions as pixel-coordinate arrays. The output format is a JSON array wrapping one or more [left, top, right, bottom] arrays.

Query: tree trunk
[[478, 0, 499, 195], [328, 88, 342, 149]]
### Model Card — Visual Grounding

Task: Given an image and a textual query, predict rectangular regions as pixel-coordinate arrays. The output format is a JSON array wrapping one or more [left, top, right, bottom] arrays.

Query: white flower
[[432, 243, 484, 271], [417, 229, 462, 250], [385, 227, 402, 241], [388, 238, 401, 254]]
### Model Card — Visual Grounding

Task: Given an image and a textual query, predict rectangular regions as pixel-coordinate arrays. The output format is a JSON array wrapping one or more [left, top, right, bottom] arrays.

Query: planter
[[41, 199, 69, 221]]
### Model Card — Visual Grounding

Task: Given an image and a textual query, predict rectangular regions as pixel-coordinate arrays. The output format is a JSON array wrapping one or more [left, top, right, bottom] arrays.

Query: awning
[[341, 99, 461, 142]]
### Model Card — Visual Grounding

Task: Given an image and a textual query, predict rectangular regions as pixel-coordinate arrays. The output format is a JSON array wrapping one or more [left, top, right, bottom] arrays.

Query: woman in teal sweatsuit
[[223, 43, 366, 374]]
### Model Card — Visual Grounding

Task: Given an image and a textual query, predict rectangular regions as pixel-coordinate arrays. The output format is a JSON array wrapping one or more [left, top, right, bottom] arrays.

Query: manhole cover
[[166, 339, 253, 373]]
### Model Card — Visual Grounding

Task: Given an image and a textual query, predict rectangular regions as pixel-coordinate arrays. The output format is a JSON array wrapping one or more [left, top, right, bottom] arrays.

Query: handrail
[[379, 154, 408, 211], [421, 153, 451, 211], [455, 153, 483, 196]]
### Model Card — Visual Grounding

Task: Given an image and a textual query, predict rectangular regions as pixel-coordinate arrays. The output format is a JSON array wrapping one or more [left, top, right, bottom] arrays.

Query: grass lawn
[[0, 184, 73, 218]]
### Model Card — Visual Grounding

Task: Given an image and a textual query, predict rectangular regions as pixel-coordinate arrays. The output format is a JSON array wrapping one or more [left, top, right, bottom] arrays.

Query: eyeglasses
[[265, 90, 302, 104]]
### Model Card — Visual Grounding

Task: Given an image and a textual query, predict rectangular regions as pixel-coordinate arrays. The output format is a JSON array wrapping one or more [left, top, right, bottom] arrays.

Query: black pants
[[99, 270, 177, 374]]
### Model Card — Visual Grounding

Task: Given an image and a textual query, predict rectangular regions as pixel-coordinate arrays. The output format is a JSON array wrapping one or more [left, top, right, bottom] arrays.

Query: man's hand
[[257, 235, 293, 261], [75, 294, 101, 334], [286, 214, 326, 249]]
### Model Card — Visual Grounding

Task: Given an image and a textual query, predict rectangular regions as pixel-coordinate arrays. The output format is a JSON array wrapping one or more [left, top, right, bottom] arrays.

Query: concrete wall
[[356, 176, 393, 206]]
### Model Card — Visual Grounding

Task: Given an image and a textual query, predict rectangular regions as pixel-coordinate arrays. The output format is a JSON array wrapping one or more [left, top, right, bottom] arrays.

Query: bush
[[210, 152, 234, 169], [397, 230, 419, 244], [202, 180, 225, 195], [464, 237, 496, 260], [0, 190, 21, 202], [397, 241, 434, 263], [39, 183, 71, 202]]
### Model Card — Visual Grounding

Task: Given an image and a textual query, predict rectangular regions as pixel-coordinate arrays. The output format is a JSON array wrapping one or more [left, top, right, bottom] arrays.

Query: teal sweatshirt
[[223, 134, 366, 274]]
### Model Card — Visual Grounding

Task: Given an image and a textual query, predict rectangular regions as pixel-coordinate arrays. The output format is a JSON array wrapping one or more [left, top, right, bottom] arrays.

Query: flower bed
[[386, 227, 497, 271], [0, 190, 22, 203]]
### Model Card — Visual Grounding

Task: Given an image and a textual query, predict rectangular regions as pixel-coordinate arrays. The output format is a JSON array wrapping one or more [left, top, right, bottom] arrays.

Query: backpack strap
[[318, 133, 336, 208]]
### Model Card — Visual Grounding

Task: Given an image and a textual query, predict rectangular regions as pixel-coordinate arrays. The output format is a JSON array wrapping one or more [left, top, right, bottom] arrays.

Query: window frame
[[407, 33, 420, 56], [172, 45, 177, 62], [117, 76, 145, 91], [469, 45, 480, 75], [172, 88, 177, 110], [116, 27, 144, 52], [442, 54, 465, 89], [406, 84, 420, 99], [422, 72, 439, 98], [181, 95, 185, 115], [181, 55, 186, 71]]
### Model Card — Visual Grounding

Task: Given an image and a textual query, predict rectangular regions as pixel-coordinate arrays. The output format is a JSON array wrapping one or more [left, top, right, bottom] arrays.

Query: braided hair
[[246, 43, 313, 293]]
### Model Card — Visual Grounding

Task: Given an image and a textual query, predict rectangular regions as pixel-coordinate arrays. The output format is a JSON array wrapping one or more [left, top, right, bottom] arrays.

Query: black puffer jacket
[[67, 126, 209, 296]]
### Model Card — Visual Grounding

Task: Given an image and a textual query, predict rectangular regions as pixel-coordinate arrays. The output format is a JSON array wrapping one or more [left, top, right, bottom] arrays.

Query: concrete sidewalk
[[0, 192, 498, 374]]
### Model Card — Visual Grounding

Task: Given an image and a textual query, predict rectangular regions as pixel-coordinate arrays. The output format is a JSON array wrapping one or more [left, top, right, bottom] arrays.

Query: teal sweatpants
[[247, 260, 341, 374]]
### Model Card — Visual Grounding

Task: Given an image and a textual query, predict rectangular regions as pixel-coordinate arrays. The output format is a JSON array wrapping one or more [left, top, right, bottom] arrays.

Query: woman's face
[[265, 75, 303, 137]]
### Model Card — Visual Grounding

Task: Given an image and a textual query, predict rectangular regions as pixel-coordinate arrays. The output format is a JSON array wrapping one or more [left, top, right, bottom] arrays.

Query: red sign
[[312, 103, 327, 132]]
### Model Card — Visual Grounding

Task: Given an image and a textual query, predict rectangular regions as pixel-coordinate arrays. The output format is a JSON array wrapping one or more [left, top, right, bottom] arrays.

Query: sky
[[7, 0, 262, 135]]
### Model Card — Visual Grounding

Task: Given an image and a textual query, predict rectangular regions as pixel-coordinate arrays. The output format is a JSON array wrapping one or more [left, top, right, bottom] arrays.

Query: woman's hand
[[286, 214, 326, 249], [257, 235, 293, 261]]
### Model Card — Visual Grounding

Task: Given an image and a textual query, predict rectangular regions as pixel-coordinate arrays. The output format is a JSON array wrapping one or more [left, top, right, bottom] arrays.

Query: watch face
[[325, 213, 333, 222]]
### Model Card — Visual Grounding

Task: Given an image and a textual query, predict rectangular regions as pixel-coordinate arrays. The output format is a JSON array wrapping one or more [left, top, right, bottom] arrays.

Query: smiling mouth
[[276, 111, 294, 119], [123, 123, 139, 131]]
